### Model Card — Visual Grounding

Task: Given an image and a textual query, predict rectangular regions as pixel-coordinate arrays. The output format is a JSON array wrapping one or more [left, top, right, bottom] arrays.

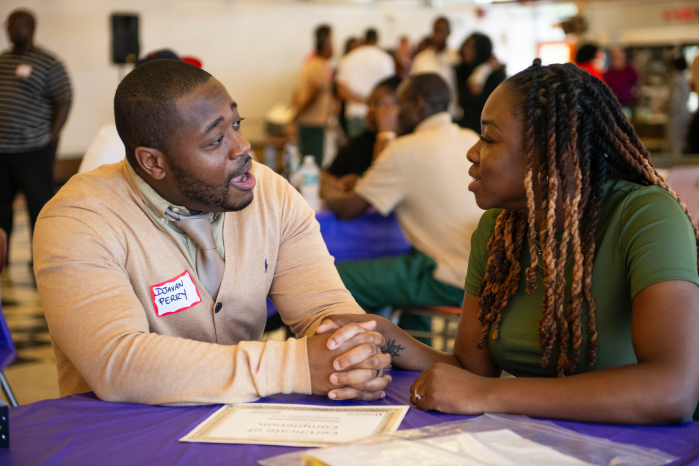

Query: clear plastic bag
[[259, 414, 677, 466]]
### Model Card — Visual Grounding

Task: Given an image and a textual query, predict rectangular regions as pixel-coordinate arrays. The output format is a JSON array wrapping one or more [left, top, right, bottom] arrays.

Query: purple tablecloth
[[2, 370, 699, 465], [267, 209, 411, 317]]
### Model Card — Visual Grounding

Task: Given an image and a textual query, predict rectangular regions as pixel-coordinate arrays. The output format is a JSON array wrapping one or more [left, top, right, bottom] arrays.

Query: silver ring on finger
[[414, 388, 421, 401]]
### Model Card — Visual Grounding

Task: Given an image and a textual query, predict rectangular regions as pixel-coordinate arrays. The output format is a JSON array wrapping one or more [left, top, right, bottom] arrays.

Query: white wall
[[583, 0, 699, 45], [0, 0, 545, 158], [4, 0, 696, 158]]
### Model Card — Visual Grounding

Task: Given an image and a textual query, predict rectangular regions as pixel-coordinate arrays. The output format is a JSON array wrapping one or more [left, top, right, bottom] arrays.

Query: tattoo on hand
[[383, 339, 405, 358]]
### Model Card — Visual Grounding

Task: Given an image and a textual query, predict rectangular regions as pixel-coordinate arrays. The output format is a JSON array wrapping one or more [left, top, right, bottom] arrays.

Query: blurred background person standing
[[0, 9, 72, 262], [394, 36, 413, 79], [337, 28, 395, 139], [454, 33, 506, 133], [604, 45, 639, 109], [666, 56, 690, 156], [291, 24, 334, 167], [411, 17, 459, 112], [575, 43, 606, 83], [337, 37, 361, 138]]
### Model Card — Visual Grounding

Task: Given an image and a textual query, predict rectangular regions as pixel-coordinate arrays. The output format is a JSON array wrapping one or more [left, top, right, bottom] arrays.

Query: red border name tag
[[150, 271, 202, 317]]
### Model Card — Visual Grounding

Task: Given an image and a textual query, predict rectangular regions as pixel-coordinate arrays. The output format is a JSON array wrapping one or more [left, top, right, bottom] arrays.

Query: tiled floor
[[1, 198, 59, 405], [0, 197, 454, 406]]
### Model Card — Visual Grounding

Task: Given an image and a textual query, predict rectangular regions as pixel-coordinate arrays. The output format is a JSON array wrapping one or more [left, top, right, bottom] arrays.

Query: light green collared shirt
[[126, 161, 225, 275]]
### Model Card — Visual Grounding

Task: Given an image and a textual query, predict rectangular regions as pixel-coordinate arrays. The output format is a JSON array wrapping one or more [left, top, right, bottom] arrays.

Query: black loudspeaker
[[111, 14, 140, 64]]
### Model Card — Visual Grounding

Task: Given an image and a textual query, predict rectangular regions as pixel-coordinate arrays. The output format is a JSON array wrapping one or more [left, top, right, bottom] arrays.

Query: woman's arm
[[452, 292, 501, 377], [411, 280, 699, 424]]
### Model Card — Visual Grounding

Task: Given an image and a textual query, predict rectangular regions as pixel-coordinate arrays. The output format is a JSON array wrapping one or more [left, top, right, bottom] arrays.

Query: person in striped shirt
[[0, 9, 72, 262]]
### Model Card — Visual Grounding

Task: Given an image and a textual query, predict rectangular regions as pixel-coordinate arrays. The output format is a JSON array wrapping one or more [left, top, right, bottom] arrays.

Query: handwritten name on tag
[[150, 271, 202, 317]]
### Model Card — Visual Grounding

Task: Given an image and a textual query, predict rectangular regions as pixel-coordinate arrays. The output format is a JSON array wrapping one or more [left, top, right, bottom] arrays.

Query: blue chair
[[0, 307, 16, 407], [0, 227, 17, 407]]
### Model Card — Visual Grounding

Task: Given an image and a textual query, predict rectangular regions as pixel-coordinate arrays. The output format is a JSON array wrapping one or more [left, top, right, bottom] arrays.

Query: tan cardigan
[[33, 161, 363, 405]]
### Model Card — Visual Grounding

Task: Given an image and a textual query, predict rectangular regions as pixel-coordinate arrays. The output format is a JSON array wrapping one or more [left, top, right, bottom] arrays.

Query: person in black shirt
[[688, 56, 699, 154], [0, 10, 72, 262], [324, 76, 401, 191], [454, 33, 505, 133]]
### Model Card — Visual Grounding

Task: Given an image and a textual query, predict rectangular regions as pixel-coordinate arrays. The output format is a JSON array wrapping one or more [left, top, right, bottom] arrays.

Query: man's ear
[[134, 146, 168, 181]]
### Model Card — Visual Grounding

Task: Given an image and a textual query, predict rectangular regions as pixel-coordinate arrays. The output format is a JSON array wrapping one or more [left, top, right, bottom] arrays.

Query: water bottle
[[299, 155, 321, 212], [283, 143, 301, 187]]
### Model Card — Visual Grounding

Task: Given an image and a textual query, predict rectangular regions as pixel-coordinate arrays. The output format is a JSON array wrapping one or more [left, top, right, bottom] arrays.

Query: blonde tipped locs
[[476, 59, 699, 377]]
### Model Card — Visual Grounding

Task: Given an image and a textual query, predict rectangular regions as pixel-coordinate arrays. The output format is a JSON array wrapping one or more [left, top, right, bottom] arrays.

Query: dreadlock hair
[[476, 59, 699, 377]]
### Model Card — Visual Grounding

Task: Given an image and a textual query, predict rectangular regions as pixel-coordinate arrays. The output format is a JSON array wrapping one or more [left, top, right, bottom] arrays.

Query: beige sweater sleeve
[[34, 214, 310, 405], [270, 183, 365, 338]]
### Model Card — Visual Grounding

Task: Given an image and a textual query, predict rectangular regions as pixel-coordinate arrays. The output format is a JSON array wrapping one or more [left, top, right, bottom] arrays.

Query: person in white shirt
[[79, 50, 192, 174], [78, 123, 124, 173], [411, 17, 459, 116], [336, 29, 395, 139], [320, 73, 482, 343]]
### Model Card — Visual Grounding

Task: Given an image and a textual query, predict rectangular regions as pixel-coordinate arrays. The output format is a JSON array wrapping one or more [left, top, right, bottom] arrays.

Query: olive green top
[[465, 179, 699, 388]]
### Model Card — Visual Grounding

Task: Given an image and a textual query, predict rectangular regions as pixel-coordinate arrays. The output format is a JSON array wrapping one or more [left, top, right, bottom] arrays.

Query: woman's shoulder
[[602, 178, 695, 246], [478, 208, 503, 229], [604, 179, 684, 215], [472, 209, 503, 245]]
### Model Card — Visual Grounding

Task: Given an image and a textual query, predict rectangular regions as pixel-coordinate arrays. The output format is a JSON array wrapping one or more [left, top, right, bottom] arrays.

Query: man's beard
[[169, 158, 254, 213]]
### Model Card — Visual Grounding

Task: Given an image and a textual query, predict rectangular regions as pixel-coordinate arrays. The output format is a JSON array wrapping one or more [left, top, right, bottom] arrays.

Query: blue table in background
[[267, 209, 411, 317], [315, 209, 411, 262]]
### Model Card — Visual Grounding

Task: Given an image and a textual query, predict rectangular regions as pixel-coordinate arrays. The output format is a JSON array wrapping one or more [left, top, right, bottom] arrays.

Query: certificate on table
[[179, 403, 409, 447]]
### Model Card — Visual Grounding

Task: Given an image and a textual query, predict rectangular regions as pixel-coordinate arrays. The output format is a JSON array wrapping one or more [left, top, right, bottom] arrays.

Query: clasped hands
[[307, 319, 392, 401], [309, 314, 496, 414]]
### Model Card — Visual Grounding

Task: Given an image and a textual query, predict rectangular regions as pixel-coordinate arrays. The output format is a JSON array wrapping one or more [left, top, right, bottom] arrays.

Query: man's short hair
[[376, 75, 402, 94], [8, 9, 35, 28], [365, 28, 378, 43], [434, 16, 450, 28], [114, 59, 212, 168], [402, 73, 451, 112], [315, 24, 332, 54], [575, 44, 599, 64]]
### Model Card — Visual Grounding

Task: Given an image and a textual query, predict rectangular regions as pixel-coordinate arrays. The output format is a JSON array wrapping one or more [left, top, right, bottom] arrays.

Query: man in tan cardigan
[[33, 59, 392, 405]]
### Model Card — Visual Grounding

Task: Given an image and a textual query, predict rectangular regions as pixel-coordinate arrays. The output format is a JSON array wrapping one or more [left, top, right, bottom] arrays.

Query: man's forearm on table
[[75, 333, 311, 405], [320, 187, 370, 220]]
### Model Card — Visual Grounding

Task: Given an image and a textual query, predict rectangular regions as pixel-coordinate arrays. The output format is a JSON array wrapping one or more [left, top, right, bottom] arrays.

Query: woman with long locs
[[321, 59, 699, 424]]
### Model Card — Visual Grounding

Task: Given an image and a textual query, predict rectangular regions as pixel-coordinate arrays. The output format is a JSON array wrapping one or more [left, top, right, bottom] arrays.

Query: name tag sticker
[[15, 64, 32, 78], [150, 271, 202, 317]]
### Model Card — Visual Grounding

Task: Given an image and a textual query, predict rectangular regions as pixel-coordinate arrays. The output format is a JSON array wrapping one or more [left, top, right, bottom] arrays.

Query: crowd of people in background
[[290, 17, 508, 170], [292, 19, 699, 170], [573, 41, 699, 156]]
